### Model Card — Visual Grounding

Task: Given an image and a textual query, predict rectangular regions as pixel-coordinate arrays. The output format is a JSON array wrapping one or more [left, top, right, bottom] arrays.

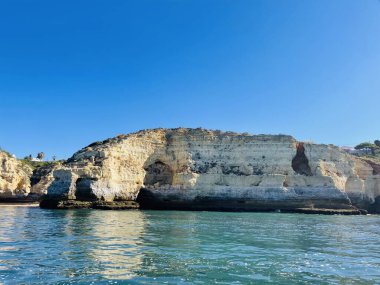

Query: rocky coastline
[[1, 128, 380, 214]]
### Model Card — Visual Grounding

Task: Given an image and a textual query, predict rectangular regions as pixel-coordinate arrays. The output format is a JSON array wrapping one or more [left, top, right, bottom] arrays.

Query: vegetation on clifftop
[[0, 147, 13, 158], [19, 159, 62, 170], [355, 140, 380, 163]]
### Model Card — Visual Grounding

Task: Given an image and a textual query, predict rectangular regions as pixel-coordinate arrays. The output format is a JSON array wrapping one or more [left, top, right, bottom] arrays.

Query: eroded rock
[[36, 128, 380, 213], [0, 151, 32, 201]]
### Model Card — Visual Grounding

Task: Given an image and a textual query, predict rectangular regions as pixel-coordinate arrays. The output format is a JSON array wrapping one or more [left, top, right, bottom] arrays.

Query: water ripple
[[0, 206, 379, 284]]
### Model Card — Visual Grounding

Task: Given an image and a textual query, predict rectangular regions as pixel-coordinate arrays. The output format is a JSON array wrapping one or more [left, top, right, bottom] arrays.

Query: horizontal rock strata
[[35, 128, 380, 213]]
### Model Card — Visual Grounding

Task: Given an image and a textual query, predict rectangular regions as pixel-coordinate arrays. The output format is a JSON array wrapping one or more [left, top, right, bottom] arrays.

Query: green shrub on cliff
[[0, 147, 13, 158], [355, 142, 379, 155], [354, 140, 380, 163], [19, 159, 60, 170]]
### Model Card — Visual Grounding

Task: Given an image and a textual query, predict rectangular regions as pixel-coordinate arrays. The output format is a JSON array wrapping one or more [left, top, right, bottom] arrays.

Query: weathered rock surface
[[0, 151, 33, 201], [39, 199, 139, 210], [0, 151, 56, 202], [37, 128, 380, 213]]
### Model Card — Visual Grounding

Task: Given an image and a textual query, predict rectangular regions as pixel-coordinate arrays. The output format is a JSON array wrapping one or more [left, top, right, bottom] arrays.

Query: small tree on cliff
[[24, 154, 32, 160], [25, 154, 32, 160], [375, 140, 380, 147], [37, 152, 45, 161], [355, 142, 378, 155]]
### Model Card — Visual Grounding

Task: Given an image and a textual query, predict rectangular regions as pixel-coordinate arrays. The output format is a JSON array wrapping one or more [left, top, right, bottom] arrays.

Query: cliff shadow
[[143, 161, 173, 187], [292, 143, 312, 176]]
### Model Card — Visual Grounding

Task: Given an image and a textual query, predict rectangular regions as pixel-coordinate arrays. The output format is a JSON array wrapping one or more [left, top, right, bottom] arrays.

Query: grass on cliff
[[19, 159, 62, 170], [354, 140, 380, 164], [357, 149, 380, 164], [355, 151, 380, 165], [0, 147, 13, 158], [361, 155, 380, 164]]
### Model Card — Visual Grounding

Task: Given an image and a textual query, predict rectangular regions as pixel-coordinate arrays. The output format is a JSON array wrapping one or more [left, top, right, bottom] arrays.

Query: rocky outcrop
[[37, 128, 380, 213], [0, 151, 33, 201], [0, 151, 56, 202]]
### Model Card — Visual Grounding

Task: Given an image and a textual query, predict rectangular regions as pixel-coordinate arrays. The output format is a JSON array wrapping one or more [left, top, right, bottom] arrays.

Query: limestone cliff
[[0, 151, 32, 201], [37, 128, 380, 213]]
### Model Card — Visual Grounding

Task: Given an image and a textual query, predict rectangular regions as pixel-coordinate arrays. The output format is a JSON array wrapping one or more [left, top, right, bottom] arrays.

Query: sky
[[0, 0, 379, 159]]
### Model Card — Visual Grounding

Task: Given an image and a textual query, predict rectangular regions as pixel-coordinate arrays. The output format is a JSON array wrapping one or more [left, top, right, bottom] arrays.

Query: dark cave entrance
[[75, 178, 98, 200], [292, 143, 312, 176], [144, 161, 173, 186]]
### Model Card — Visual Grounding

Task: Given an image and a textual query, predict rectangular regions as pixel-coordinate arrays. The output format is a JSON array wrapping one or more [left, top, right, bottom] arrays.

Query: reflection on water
[[0, 206, 380, 284], [88, 210, 145, 280], [0, 207, 146, 283]]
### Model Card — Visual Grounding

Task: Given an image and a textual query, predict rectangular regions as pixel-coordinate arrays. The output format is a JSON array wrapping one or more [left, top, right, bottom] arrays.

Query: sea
[[0, 205, 379, 284]]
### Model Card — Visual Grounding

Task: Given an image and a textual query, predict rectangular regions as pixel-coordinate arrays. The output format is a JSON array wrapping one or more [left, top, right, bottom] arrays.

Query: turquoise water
[[0, 206, 379, 284]]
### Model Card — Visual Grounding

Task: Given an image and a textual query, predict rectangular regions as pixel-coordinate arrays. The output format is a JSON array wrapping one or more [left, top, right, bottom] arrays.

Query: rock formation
[[36, 128, 380, 213], [0, 150, 58, 202], [0, 151, 33, 201]]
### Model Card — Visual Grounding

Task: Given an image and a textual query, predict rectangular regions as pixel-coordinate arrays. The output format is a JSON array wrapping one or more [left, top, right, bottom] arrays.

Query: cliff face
[[0, 151, 32, 201], [37, 128, 380, 213]]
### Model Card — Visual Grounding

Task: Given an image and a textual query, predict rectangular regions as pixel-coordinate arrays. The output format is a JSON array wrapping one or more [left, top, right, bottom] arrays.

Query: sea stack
[[36, 128, 380, 213]]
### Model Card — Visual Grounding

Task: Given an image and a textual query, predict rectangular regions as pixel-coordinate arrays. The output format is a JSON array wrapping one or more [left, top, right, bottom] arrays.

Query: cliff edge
[[0, 151, 33, 201], [36, 128, 380, 213]]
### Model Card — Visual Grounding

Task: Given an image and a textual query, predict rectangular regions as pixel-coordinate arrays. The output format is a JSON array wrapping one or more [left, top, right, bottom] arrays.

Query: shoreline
[[37, 199, 367, 215], [0, 202, 39, 207], [0, 200, 371, 215]]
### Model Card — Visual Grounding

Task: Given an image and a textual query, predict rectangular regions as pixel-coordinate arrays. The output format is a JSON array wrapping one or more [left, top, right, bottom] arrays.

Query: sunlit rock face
[[37, 128, 380, 213], [0, 151, 32, 200]]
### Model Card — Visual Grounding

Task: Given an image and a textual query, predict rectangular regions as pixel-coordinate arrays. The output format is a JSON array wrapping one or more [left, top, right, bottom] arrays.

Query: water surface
[[0, 206, 379, 284]]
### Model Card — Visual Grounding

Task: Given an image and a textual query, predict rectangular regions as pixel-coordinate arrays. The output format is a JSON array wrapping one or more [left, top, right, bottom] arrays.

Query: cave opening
[[292, 143, 312, 176], [75, 178, 97, 200], [144, 161, 173, 187]]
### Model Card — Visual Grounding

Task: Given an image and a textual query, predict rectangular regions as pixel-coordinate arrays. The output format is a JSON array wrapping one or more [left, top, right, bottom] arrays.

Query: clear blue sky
[[1, 0, 379, 159]]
